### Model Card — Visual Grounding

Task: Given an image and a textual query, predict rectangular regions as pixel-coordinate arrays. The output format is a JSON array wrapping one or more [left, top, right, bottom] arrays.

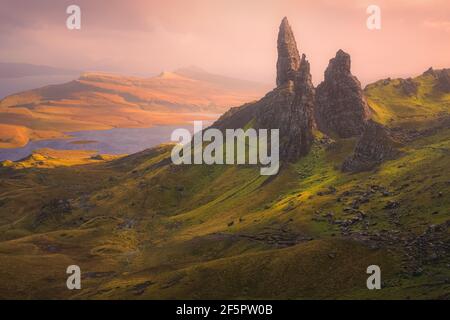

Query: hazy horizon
[[1, 0, 450, 86]]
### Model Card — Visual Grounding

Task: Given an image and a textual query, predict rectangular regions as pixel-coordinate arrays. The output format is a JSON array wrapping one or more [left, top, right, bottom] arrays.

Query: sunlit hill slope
[[0, 68, 448, 299], [0, 67, 269, 148]]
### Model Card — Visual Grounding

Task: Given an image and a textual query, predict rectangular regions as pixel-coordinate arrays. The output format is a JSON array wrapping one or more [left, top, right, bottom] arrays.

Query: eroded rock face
[[423, 67, 436, 77], [342, 120, 399, 172], [396, 78, 418, 96], [257, 54, 315, 160], [436, 69, 450, 92], [276, 17, 301, 87], [213, 17, 315, 162], [315, 50, 370, 138], [421, 68, 450, 92]]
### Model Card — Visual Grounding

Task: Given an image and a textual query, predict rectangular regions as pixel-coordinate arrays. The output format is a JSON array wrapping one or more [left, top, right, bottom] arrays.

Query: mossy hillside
[[0, 84, 449, 299], [365, 72, 450, 128], [83, 239, 399, 300]]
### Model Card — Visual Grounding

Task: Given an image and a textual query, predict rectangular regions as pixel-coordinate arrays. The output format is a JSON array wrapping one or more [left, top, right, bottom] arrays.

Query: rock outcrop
[[213, 17, 315, 161], [396, 78, 418, 96], [256, 54, 315, 160], [422, 67, 450, 92], [423, 67, 436, 77], [276, 17, 301, 87], [342, 120, 399, 172], [315, 50, 370, 138], [436, 68, 450, 92]]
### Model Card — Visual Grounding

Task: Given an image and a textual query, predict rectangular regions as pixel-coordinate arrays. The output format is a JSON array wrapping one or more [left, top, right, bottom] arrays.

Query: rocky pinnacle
[[276, 17, 301, 87], [213, 17, 315, 162], [315, 49, 370, 138]]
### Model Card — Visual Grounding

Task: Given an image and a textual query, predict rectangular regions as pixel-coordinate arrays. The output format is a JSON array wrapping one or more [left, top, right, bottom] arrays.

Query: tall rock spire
[[276, 17, 301, 87], [213, 17, 315, 163], [257, 52, 315, 161], [315, 49, 370, 138]]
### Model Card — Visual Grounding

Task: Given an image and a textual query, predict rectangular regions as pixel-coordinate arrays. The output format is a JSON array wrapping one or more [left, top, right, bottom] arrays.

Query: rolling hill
[[365, 68, 450, 128]]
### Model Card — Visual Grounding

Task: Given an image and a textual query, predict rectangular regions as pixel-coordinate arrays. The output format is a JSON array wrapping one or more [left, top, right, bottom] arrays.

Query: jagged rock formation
[[257, 54, 315, 160], [315, 50, 370, 138], [422, 67, 450, 92], [396, 78, 418, 96], [276, 17, 301, 87], [342, 120, 399, 172], [436, 68, 450, 92], [423, 67, 436, 77], [213, 17, 314, 161]]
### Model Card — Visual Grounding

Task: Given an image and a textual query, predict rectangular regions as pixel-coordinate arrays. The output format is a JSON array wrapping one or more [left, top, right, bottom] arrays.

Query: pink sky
[[1, 0, 450, 85]]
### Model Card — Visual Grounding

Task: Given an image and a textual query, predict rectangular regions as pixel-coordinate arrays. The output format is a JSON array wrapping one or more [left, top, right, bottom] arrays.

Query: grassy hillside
[[365, 71, 450, 128], [0, 71, 448, 300]]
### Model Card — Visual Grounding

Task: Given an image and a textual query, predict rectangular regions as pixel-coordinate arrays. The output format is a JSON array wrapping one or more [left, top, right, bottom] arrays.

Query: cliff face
[[315, 50, 370, 138], [213, 17, 315, 161], [437, 69, 450, 92], [396, 78, 418, 96], [256, 54, 315, 160], [342, 120, 399, 172]]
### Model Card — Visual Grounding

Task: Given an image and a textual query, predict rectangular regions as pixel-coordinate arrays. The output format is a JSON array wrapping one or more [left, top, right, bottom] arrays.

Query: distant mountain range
[[0, 62, 79, 78], [0, 67, 269, 148], [0, 62, 81, 100]]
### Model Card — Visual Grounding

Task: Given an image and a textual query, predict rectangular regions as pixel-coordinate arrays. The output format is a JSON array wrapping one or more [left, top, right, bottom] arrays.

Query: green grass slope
[[0, 72, 449, 299], [365, 71, 450, 128]]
